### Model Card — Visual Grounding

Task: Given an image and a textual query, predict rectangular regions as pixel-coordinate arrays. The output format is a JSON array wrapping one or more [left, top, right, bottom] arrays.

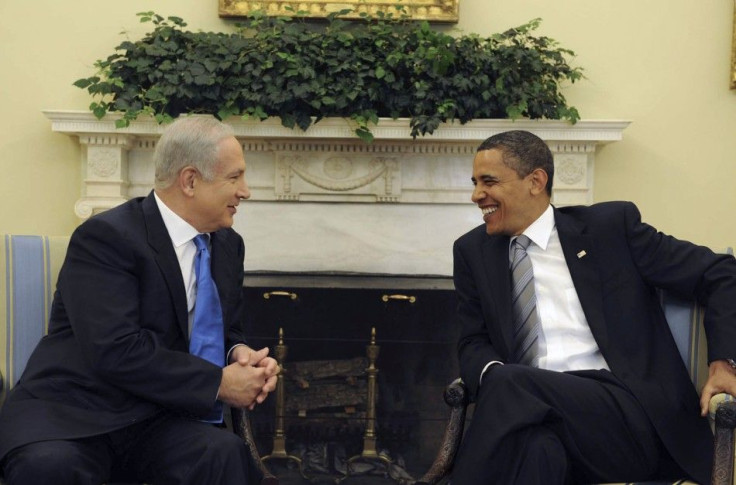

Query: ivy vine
[[74, 10, 583, 142]]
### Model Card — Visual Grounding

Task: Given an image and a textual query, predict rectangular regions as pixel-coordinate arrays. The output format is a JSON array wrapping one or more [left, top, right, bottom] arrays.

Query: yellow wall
[[1, 0, 735, 249]]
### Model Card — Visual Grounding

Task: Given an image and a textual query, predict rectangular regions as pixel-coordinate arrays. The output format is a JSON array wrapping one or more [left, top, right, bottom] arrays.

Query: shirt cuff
[[479, 360, 504, 387], [226, 343, 248, 364]]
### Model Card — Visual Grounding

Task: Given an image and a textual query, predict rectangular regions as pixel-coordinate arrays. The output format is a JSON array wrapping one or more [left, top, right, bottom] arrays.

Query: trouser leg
[[452, 365, 667, 485], [122, 414, 257, 485], [2, 437, 113, 485]]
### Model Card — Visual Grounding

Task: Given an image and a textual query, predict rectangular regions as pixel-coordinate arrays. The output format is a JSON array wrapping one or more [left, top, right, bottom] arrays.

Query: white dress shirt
[[520, 205, 609, 372], [480, 205, 608, 384]]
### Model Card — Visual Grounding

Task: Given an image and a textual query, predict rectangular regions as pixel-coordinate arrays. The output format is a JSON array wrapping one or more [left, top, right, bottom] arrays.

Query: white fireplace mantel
[[44, 110, 629, 276]]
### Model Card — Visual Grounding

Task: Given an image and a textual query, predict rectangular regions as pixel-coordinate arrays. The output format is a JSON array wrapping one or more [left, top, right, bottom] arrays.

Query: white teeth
[[481, 207, 497, 216]]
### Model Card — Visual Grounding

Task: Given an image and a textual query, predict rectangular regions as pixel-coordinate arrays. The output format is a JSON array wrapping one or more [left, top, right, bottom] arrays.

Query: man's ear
[[529, 168, 549, 196], [179, 166, 198, 197]]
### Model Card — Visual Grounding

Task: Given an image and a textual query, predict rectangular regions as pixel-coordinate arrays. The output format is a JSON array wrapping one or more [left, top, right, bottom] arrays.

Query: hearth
[[241, 272, 459, 481]]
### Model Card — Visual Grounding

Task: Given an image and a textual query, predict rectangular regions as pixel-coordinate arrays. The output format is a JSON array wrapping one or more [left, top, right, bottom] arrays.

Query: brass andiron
[[338, 327, 394, 483], [261, 328, 312, 481]]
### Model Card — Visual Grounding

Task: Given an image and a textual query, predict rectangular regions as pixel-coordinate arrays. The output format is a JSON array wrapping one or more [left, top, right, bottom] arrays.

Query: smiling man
[[451, 130, 736, 484], [0, 116, 279, 485]]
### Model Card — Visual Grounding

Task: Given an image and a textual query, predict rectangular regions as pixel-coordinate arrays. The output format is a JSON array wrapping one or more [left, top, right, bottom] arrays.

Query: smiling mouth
[[481, 207, 497, 219]]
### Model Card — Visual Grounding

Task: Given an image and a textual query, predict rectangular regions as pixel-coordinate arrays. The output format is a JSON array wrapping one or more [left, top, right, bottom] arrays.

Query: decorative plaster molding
[[43, 110, 630, 218]]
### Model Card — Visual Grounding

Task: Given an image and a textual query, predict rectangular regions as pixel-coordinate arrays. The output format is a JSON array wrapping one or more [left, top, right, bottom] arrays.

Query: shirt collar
[[512, 203, 554, 251], [153, 191, 200, 249]]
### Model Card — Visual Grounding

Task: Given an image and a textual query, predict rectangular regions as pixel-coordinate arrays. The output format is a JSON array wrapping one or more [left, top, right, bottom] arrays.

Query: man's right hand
[[218, 346, 280, 409], [218, 361, 271, 409]]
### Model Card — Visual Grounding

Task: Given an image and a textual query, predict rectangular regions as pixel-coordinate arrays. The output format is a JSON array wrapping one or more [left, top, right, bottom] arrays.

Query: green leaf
[[73, 78, 92, 89], [355, 127, 374, 144]]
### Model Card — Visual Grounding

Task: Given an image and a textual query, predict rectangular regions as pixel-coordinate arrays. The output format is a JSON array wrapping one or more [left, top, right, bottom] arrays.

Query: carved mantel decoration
[[44, 110, 628, 275], [43, 110, 629, 219], [219, 0, 460, 23]]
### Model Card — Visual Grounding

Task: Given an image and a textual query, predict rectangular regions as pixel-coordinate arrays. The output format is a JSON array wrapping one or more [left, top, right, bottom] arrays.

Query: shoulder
[[66, 197, 154, 265], [556, 201, 642, 230], [455, 224, 491, 248], [73, 198, 146, 239], [213, 227, 245, 259], [557, 200, 638, 219]]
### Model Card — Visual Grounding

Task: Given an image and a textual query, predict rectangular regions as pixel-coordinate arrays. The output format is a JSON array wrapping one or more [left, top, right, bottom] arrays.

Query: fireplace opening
[[241, 273, 460, 481]]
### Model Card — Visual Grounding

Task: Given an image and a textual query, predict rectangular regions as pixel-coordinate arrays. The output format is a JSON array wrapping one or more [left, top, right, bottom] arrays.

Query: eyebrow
[[225, 168, 245, 177], [471, 174, 499, 183]]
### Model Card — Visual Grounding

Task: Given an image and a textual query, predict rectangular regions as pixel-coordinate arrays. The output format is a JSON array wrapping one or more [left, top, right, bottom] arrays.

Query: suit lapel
[[482, 235, 514, 357], [142, 193, 189, 338], [554, 209, 609, 351]]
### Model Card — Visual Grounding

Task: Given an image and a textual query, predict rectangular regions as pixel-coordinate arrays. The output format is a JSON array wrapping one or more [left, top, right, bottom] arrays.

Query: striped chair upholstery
[[1, 234, 69, 403]]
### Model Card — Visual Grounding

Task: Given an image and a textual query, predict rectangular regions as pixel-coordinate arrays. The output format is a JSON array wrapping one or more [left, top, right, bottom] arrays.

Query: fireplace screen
[[241, 276, 460, 481]]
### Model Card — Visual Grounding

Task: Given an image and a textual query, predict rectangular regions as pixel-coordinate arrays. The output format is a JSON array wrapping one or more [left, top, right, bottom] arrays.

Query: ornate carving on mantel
[[75, 133, 133, 219], [276, 151, 400, 202], [43, 110, 630, 218]]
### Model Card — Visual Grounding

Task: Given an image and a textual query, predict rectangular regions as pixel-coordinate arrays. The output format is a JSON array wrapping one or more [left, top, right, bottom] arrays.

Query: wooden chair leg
[[414, 378, 469, 485], [231, 406, 280, 485], [712, 400, 736, 485]]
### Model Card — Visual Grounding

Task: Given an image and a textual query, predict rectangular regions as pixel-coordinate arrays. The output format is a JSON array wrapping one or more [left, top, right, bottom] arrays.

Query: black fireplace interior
[[241, 272, 460, 480]]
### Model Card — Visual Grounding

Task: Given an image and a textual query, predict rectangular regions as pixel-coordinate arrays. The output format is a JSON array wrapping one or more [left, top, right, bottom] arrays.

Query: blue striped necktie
[[510, 235, 540, 367], [190, 234, 225, 423]]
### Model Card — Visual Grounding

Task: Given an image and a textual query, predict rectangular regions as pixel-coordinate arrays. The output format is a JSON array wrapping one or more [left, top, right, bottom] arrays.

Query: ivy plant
[[74, 11, 583, 142]]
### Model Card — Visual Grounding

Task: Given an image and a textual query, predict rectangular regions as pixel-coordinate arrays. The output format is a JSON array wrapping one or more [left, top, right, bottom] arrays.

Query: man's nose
[[238, 179, 251, 201], [471, 186, 484, 203]]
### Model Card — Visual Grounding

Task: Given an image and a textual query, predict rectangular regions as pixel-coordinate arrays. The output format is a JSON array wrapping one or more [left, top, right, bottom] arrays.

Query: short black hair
[[477, 130, 554, 196]]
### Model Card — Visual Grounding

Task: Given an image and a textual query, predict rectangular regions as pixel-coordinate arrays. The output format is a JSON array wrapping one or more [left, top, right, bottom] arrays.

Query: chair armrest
[[415, 378, 470, 485], [231, 406, 279, 485], [710, 396, 736, 485]]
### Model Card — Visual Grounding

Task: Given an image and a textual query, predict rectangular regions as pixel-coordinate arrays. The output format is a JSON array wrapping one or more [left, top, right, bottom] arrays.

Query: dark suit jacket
[[453, 201, 736, 485], [0, 192, 247, 460]]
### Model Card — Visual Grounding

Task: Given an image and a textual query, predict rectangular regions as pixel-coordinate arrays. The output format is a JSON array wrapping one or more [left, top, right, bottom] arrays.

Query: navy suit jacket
[[0, 192, 247, 460], [453, 201, 736, 484]]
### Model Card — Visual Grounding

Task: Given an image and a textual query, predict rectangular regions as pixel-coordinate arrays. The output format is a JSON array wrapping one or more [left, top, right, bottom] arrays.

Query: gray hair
[[154, 116, 236, 189], [477, 130, 554, 196]]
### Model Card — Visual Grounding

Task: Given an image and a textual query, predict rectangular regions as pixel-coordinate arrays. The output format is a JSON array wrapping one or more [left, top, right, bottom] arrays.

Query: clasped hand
[[218, 346, 280, 410]]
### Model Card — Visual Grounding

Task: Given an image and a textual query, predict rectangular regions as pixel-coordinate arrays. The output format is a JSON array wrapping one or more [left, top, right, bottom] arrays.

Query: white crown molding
[[44, 110, 629, 143]]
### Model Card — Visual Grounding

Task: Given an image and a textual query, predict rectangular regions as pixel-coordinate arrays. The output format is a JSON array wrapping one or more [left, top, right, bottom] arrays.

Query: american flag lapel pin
[[577, 250, 587, 259]]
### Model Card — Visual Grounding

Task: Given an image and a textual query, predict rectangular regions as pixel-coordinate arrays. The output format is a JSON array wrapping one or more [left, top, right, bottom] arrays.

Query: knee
[[190, 429, 255, 483], [203, 428, 247, 457], [3, 441, 106, 485], [199, 429, 251, 470]]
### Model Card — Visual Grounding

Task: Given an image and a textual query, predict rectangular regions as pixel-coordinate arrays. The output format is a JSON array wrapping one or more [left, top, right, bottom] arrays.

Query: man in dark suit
[[0, 116, 279, 484], [451, 130, 736, 484]]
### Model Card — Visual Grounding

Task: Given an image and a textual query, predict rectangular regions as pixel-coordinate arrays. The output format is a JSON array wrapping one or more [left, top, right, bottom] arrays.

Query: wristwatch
[[727, 359, 736, 370]]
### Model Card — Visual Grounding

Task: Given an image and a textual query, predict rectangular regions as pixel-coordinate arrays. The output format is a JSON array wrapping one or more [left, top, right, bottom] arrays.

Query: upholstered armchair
[[0, 234, 276, 484], [417, 250, 736, 485]]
